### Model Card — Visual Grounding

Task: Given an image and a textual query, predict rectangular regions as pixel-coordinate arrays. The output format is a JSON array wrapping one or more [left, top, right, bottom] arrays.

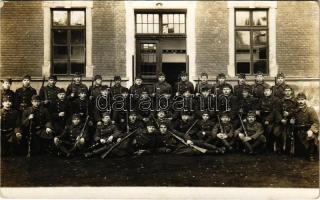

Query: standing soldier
[[66, 72, 88, 101], [252, 72, 269, 99], [129, 77, 148, 99], [111, 87, 130, 132], [89, 75, 103, 103], [195, 72, 212, 96], [235, 111, 267, 154], [111, 75, 127, 97], [134, 90, 153, 125], [194, 86, 216, 120], [71, 88, 92, 121], [48, 88, 71, 135], [234, 73, 252, 99], [174, 71, 194, 96], [21, 95, 54, 155], [1, 96, 22, 156], [1, 78, 15, 108], [292, 92, 319, 161], [54, 113, 89, 157], [238, 88, 259, 119], [152, 72, 172, 97], [272, 72, 292, 99], [15, 75, 37, 114], [39, 75, 60, 107], [256, 85, 281, 152], [94, 85, 112, 126], [213, 73, 233, 96]]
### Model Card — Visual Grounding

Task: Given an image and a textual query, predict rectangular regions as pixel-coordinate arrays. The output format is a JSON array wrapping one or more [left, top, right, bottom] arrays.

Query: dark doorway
[[162, 63, 186, 87]]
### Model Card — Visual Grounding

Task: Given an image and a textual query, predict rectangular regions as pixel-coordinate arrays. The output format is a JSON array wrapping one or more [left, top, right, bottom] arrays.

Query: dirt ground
[[1, 153, 319, 187]]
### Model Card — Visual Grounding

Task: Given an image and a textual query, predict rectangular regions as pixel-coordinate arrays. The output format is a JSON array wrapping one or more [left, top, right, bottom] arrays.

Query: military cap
[[2, 95, 13, 102], [129, 111, 137, 116], [284, 85, 293, 91], [146, 120, 155, 127], [158, 72, 166, 77], [264, 84, 272, 90], [238, 73, 246, 79], [93, 75, 102, 81], [49, 75, 57, 81], [296, 92, 307, 100], [181, 110, 192, 116], [58, 88, 66, 94], [74, 72, 82, 78], [247, 111, 256, 117], [102, 112, 111, 117], [1, 78, 12, 84], [255, 71, 264, 76], [220, 111, 230, 118], [217, 73, 226, 78], [200, 72, 208, 77], [79, 88, 87, 94], [114, 75, 121, 81], [180, 71, 188, 77], [101, 85, 109, 91], [23, 75, 31, 80], [72, 113, 81, 120], [201, 111, 210, 116], [276, 72, 285, 78], [31, 95, 41, 101], [222, 84, 232, 90], [135, 76, 142, 80], [159, 122, 168, 127]]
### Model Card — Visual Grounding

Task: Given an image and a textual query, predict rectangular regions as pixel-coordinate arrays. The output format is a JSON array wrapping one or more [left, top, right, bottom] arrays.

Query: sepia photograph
[[0, 0, 319, 199]]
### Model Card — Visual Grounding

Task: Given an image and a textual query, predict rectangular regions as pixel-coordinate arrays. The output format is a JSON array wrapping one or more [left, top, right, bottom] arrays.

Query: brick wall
[[1, 1, 43, 78], [195, 1, 229, 76], [277, 1, 319, 77], [92, 1, 126, 78]]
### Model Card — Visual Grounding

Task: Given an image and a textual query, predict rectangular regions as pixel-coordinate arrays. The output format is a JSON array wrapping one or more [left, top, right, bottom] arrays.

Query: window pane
[[235, 11, 250, 26], [235, 31, 250, 46], [148, 14, 153, 23], [53, 11, 68, 26], [142, 14, 148, 23], [253, 11, 267, 26], [253, 46, 267, 60], [136, 14, 142, 23], [71, 30, 85, 44], [169, 14, 173, 23], [71, 63, 85, 74], [148, 24, 153, 33], [163, 14, 168, 24], [71, 46, 85, 61], [236, 62, 250, 74], [163, 24, 168, 34], [174, 24, 180, 33], [154, 14, 159, 23], [143, 24, 148, 33], [137, 24, 142, 33], [236, 49, 251, 60], [53, 62, 68, 74], [253, 60, 267, 74], [180, 24, 185, 34], [180, 14, 185, 23], [253, 31, 267, 46], [174, 14, 179, 23], [154, 24, 159, 33], [70, 11, 85, 26], [53, 30, 67, 44], [53, 46, 68, 59], [168, 24, 174, 33]]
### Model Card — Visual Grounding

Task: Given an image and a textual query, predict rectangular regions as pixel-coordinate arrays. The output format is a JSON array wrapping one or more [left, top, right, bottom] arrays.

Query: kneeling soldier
[[292, 93, 319, 162], [1, 96, 22, 156], [54, 114, 89, 157], [132, 121, 158, 155], [235, 111, 266, 154], [156, 123, 178, 154]]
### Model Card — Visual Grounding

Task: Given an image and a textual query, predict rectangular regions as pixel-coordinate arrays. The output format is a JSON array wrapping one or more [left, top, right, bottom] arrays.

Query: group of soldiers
[[1, 71, 319, 161]]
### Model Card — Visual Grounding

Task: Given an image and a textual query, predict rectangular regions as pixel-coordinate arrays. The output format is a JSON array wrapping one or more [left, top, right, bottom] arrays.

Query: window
[[51, 9, 86, 75], [235, 9, 268, 75], [135, 11, 186, 35]]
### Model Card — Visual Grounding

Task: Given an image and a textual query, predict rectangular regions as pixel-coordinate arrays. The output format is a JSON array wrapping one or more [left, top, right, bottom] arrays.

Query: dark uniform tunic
[[252, 81, 269, 99], [153, 81, 172, 95], [235, 121, 266, 151], [49, 99, 72, 134], [272, 83, 291, 99], [174, 80, 195, 94], [212, 82, 233, 96], [238, 96, 259, 118], [15, 86, 37, 111], [111, 84, 128, 96], [217, 94, 239, 120], [39, 85, 60, 106], [66, 83, 88, 100], [129, 84, 148, 98], [234, 83, 252, 99], [1, 108, 21, 155], [195, 82, 213, 94], [1, 89, 15, 108], [212, 122, 236, 149], [194, 95, 216, 119]]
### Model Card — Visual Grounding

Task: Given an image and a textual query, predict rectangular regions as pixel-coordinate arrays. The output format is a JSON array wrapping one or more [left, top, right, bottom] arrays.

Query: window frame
[[134, 9, 187, 38], [51, 8, 86, 76], [234, 8, 269, 75]]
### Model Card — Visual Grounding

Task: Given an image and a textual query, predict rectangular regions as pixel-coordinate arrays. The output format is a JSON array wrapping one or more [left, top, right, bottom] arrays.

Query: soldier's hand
[[290, 118, 295, 124], [217, 133, 223, 139], [256, 111, 260, 116], [16, 133, 22, 140], [89, 96, 94, 100], [46, 128, 52, 134], [239, 133, 245, 140], [107, 136, 114, 142], [143, 118, 148, 122], [283, 111, 289, 117], [196, 93, 200, 96], [71, 93, 75, 97], [151, 93, 156, 97], [80, 113, 84, 116], [100, 139, 106, 144], [307, 130, 314, 138], [120, 119, 125, 123], [44, 100, 49, 105], [264, 121, 269, 125], [117, 138, 121, 143], [58, 112, 65, 117], [222, 133, 228, 139], [54, 137, 60, 145], [28, 114, 34, 119], [186, 140, 193, 145], [88, 121, 93, 126], [281, 119, 287, 124], [175, 92, 179, 96], [97, 121, 102, 126], [244, 136, 252, 142], [79, 137, 85, 144]]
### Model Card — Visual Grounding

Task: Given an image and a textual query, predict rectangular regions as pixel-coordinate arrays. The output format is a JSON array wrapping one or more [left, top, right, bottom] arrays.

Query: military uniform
[[194, 93, 216, 119], [1, 88, 15, 108], [39, 85, 60, 105], [129, 83, 148, 98], [174, 80, 194, 95], [49, 93, 72, 134], [252, 81, 269, 99], [234, 84, 252, 99], [217, 94, 239, 123], [212, 119, 236, 151], [153, 81, 172, 95], [15, 86, 37, 112], [157, 129, 178, 153], [131, 123, 159, 154], [195, 82, 213, 95], [238, 94, 259, 118]]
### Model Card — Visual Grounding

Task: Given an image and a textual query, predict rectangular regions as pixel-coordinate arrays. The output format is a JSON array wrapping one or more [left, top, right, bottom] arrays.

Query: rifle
[[69, 115, 90, 153], [289, 124, 295, 155], [238, 114, 248, 137], [184, 119, 199, 138], [101, 129, 138, 159], [27, 117, 33, 158]]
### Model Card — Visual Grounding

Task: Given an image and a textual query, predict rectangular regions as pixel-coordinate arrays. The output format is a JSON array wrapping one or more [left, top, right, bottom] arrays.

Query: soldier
[[194, 86, 216, 120], [54, 113, 89, 157], [21, 95, 54, 155], [66, 72, 88, 101], [234, 73, 252, 99], [195, 72, 212, 96], [39, 75, 60, 107], [15, 75, 37, 113], [156, 123, 178, 154], [129, 77, 148, 99], [1, 96, 22, 156], [48, 88, 71, 135], [174, 71, 194, 96], [111, 87, 130, 132], [238, 87, 259, 119], [1, 78, 15, 108], [172, 89, 195, 120], [110, 75, 127, 97], [94, 85, 112, 125], [134, 90, 153, 125], [154, 110, 172, 126], [212, 112, 236, 152], [235, 111, 266, 154], [274, 85, 298, 154], [272, 72, 292, 99], [89, 75, 103, 103], [171, 111, 196, 139], [71, 88, 92, 121], [292, 92, 319, 161], [256, 85, 281, 152], [152, 72, 172, 97], [252, 72, 269, 99], [212, 73, 233, 96], [84, 112, 122, 157]]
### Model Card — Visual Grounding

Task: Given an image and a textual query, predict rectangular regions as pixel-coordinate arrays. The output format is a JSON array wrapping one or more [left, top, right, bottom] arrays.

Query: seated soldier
[[131, 121, 158, 155], [252, 72, 269, 99], [195, 72, 212, 96], [156, 123, 178, 154], [292, 92, 319, 162], [235, 111, 266, 155], [21, 95, 54, 155], [1, 96, 22, 156], [154, 110, 172, 126], [212, 112, 236, 152], [171, 111, 195, 139], [238, 87, 258, 119], [134, 90, 153, 125], [54, 113, 89, 157], [84, 112, 122, 158], [194, 86, 216, 120], [234, 73, 252, 99]]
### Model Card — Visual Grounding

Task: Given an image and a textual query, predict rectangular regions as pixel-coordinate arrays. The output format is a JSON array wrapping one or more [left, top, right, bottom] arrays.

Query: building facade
[[1, 1, 319, 108]]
